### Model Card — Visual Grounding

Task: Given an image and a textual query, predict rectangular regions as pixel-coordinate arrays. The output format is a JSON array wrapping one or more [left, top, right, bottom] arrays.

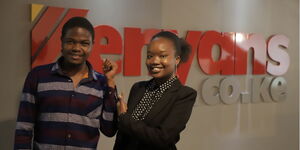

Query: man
[[14, 17, 118, 149]]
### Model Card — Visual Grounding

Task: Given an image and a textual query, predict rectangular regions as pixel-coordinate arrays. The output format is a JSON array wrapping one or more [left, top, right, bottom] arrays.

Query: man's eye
[[65, 40, 74, 44], [81, 42, 90, 47]]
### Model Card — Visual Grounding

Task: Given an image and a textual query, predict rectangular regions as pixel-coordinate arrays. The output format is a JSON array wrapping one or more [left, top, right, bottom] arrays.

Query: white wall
[[162, 0, 299, 150]]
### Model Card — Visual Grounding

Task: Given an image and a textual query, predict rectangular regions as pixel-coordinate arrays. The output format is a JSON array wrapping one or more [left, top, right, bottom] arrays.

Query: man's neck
[[61, 61, 88, 77]]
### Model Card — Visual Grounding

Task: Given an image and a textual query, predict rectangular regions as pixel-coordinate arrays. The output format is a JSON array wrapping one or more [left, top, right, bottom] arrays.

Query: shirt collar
[[51, 56, 98, 81], [148, 76, 178, 93]]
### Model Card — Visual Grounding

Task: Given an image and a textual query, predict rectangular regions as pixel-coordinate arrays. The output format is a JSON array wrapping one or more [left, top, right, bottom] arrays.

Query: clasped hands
[[103, 59, 127, 116]]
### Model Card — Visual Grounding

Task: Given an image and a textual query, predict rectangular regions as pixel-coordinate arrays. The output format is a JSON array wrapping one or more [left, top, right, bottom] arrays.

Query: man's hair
[[61, 17, 95, 41]]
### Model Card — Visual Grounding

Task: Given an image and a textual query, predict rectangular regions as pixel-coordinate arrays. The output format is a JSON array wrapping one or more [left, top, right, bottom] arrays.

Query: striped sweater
[[14, 60, 118, 150]]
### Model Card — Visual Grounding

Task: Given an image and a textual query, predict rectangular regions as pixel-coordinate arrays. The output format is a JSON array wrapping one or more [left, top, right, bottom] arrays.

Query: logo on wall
[[31, 4, 289, 105]]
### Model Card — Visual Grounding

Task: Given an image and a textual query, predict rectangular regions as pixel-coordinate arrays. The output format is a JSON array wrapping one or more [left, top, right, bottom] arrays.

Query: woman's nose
[[150, 56, 160, 64]]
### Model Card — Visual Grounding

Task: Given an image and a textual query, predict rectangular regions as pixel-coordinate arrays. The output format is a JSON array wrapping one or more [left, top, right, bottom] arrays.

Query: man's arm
[[100, 86, 118, 137], [99, 59, 118, 137], [14, 70, 38, 149]]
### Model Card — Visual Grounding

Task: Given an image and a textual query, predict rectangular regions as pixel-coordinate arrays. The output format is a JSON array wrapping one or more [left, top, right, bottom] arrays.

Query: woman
[[114, 31, 197, 150]]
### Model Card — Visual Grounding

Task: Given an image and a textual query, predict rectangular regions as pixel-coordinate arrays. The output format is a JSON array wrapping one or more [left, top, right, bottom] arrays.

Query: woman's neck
[[153, 73, 176, 85]]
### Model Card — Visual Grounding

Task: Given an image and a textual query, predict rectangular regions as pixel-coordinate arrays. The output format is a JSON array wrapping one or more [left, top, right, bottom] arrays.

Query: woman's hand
[[117, 93, 128, 116], [102, 59, 118, 87]]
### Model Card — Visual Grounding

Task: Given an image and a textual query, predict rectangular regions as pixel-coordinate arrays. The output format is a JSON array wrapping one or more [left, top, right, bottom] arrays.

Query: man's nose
[[72, 42, 81, 50]]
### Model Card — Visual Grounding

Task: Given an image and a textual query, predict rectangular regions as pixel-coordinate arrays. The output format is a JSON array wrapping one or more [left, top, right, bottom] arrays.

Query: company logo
[[31, 4, 88, 69], [31, 4, 289, 105]]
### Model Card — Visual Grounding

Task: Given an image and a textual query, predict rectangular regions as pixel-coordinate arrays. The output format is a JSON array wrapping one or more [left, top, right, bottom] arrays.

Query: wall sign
[[31, 4, 289, 105]]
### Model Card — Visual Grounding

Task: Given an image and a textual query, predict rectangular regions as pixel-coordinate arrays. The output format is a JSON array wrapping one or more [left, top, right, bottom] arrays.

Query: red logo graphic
[[31, 5, 290, 85], [31, 5, 88, 68]]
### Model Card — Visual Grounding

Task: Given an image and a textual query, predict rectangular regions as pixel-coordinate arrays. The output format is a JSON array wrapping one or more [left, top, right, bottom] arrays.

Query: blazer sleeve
[[118, 85, 197, 149]]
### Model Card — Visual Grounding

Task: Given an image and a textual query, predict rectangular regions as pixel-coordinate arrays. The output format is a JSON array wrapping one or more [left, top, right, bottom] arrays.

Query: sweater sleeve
[[14, 70, 38, 150], [99, 78, 118, 137]]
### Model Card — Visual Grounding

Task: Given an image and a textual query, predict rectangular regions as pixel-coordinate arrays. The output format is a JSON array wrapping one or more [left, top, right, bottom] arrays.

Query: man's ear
[[61, 38, 64, 48]]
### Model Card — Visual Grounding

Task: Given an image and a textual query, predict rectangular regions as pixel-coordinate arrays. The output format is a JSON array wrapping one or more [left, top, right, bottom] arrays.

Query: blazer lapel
[[127, 82, 146, 114], [144, 80, 182, 120]]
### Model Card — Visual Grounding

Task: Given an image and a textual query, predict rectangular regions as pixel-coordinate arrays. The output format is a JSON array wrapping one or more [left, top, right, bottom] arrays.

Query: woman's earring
[[175, 63, 178, 77]]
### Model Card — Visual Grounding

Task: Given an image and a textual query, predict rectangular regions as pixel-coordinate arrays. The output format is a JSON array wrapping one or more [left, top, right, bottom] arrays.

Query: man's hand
[[103, 59, 118, 87]]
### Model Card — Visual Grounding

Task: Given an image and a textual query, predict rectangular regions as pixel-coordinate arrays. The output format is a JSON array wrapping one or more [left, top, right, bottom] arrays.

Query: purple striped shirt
[[14, 59, 118, 150]]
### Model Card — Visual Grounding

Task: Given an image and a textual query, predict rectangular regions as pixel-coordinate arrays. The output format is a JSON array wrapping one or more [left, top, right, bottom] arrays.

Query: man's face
[[61, 27, 93, 65]]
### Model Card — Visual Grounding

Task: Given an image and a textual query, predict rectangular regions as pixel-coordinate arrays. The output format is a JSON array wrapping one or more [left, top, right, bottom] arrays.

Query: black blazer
[[114, 79, 197, 150]]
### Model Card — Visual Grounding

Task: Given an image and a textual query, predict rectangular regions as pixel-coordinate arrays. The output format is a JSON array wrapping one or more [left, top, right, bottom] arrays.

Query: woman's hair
[[61, 17, 95, 41], [151, 31, 191, 64]]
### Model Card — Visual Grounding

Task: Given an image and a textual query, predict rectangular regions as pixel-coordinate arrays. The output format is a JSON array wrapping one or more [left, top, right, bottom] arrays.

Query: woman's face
[[146, 37, 180, 79]]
